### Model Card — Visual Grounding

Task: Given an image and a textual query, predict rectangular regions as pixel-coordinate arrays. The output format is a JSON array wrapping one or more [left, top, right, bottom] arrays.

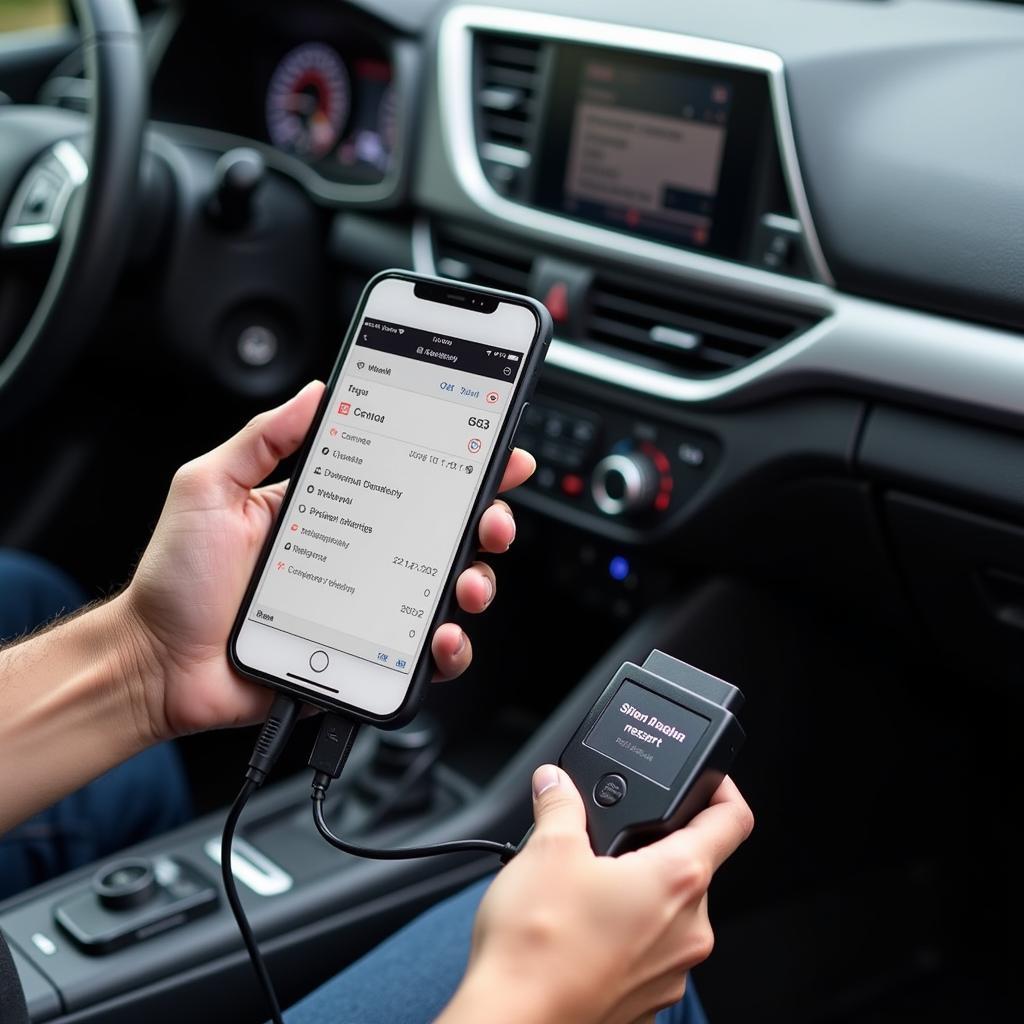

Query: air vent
[[584, 271, 818, 378], [432, 221, 534, 295], [474, 33, 543, 191]]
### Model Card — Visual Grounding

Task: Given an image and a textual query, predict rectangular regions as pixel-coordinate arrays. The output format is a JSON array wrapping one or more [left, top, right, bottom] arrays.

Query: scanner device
[[556, 650, 745, 855]]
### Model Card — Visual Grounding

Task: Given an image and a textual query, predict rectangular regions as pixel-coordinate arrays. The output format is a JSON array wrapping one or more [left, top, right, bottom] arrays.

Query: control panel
[[514, 394, 719, 525]]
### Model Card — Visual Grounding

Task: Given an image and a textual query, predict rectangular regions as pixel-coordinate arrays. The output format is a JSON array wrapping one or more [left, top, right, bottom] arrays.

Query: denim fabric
[[286, 876, 709, 1024], [0, 551, 193, 899]]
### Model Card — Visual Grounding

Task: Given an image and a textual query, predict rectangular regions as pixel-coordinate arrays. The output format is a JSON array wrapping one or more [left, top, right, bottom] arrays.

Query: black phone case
[[228, 269, 552, 727]]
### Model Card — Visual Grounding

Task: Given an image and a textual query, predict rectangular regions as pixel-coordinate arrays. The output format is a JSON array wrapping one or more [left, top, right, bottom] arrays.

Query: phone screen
[[233, 277, 541, 716]]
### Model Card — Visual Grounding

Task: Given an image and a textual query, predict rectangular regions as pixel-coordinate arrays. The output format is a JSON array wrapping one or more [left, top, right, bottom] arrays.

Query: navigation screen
[[556, 59, 732, 249]]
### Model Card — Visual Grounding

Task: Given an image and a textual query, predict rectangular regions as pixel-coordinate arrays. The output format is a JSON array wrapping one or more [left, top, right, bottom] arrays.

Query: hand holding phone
[[230, 271, 551, 726]]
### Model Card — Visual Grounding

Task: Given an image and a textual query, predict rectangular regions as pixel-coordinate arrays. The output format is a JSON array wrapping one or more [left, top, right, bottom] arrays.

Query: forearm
[[0, 593, 157, 832]]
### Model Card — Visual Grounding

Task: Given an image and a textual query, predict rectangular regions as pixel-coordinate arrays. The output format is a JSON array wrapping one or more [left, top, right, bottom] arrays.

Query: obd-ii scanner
[[221, 650, 746, 1023], [558, 650, 746, 855]]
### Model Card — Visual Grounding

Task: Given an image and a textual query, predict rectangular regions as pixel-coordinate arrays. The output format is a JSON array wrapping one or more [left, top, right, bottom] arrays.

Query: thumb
[[201, 380, 325, 495], [531, 765, 589, 844]]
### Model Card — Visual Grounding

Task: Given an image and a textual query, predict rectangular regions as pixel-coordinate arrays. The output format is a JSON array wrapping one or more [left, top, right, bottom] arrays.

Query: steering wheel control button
[[594, 773, 628, 807], [2, 140, 88, 247], [309, 650, 330, 673], [93, 858, 158, 912]]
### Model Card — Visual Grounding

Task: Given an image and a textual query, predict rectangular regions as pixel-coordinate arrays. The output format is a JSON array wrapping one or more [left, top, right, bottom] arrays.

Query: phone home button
[[309, 650, 330, 673]]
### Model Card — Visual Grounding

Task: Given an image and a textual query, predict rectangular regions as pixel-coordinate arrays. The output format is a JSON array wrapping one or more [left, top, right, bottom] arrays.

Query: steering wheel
[[0, 0, 145, 430]]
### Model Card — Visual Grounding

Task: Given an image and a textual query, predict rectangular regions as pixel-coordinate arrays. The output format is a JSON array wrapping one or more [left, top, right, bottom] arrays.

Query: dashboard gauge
[[266, 43, 350, 159]]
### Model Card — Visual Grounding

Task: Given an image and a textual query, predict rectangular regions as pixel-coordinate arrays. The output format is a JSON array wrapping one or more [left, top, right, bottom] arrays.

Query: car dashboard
[[2, 0, 1021, 1022]]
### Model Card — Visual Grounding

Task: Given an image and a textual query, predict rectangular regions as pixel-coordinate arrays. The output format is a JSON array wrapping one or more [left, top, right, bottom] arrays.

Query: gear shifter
[[328, 713, 442, 834]]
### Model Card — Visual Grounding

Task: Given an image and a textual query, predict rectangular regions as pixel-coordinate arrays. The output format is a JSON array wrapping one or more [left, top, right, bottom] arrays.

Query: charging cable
[[308, 713, 518, 861], [222, 704, 518, 1024], [220, 693, 301, 1024]]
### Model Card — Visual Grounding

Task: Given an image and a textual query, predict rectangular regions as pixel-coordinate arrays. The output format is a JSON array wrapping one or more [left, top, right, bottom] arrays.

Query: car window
[[0, 0, 67, 34]]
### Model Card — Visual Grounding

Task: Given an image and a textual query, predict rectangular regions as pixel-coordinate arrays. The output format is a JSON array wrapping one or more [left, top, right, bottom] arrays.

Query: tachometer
[[266, 43, 350, 159]]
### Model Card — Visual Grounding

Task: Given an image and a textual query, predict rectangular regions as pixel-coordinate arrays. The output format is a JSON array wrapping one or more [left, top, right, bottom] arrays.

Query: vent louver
[[584, 271, 818, 377], [432, 221, 534, 295], [431, 222, 819, 378], [474, 33, 542, 185]]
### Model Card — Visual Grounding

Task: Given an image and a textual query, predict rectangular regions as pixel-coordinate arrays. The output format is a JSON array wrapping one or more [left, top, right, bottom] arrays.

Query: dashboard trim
[[414, 217, 1024, 425], [437, 4, 834, 286]]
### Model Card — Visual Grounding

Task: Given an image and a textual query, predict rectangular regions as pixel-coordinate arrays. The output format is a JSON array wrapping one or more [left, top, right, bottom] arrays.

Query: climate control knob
[[591, 452, 658, 515]]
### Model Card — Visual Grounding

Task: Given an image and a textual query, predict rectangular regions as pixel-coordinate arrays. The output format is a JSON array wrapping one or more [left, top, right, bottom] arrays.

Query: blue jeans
[[286, 876, 709, 1024], [0, 551, 193, 900]]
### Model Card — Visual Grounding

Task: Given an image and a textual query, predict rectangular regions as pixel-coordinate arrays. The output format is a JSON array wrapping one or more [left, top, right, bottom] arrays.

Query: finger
[[530, 765, 590, 846], [645, 777, 754, 874], [455, 562, 496, 613], [477, 502, 516, 553], [198, 381, 325, 496], [498, 448, 536, 493], [431, 621, 471, 681]]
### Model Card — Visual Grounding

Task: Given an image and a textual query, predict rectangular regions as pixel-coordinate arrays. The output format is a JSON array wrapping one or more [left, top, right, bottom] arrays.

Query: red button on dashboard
[[561, 473, 585, 497]]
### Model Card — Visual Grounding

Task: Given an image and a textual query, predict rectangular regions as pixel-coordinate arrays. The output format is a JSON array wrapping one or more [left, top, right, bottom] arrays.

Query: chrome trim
[[54, 139, 88, 184], [437, 5, 833, 286], [761, 212, 802, 235], [2, 140, 88, 247], [649, 325, 700, 351], [204, 836, 293, 896], [480, 141, 531, 168], [592, 453, 646, 515], [416, 216, 1024, 420]]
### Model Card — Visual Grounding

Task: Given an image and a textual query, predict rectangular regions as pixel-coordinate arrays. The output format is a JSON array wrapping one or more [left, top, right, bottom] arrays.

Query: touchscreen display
[[584, 680, 710, 788], [236, 278, 537, 700], [559, 59, 732, 248]]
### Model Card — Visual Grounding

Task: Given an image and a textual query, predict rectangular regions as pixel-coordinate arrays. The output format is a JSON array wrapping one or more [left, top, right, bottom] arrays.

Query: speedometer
[[266, 43, 350, 159]]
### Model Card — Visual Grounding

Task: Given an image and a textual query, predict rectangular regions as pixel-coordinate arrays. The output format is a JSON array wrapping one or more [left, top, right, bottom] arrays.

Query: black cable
[[307, 713, 518, 863], [220, 694, 301, 1024], [311, 785, 517, 861], [221, 779, 284, 1024]]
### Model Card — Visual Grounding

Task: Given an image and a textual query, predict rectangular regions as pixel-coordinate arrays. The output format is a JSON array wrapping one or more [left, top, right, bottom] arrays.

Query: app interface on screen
[[562, 59, 732, 248], [246, 300, 530, 674]]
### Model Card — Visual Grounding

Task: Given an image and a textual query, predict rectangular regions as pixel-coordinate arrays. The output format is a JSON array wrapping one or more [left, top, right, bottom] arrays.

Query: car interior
[[0, 0, 1016, 1021]]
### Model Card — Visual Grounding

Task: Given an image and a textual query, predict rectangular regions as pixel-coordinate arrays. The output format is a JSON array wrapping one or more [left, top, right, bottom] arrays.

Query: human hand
[[118, 381, 534, 742], [440, 770, 753, 1024]]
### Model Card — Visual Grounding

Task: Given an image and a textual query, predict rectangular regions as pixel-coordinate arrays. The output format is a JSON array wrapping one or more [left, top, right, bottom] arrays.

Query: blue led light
[[608, 556, 630, 581]]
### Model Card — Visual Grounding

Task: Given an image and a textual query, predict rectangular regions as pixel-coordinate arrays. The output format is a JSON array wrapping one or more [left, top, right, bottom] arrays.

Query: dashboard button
[[309, 650, 329, 673]]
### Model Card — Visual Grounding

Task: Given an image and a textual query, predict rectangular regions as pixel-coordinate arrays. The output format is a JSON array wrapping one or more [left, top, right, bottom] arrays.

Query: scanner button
[[594, 773, 627, 807], [309, 650, 329, 673]]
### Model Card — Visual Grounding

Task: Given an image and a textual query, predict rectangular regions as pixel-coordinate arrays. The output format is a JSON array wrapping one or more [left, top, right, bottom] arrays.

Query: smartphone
[[229, 270, 551, 726]]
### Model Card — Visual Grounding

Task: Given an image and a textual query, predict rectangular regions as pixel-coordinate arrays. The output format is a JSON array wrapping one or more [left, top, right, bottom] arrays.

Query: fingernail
[[504, 512, 516, 547], [533, 765, 561, 798], [483, 575, 494, 604], [453, 629, 467, 655]]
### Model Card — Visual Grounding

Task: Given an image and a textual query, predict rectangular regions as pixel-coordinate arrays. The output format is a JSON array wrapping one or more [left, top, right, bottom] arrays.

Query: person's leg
[[0, 551, 193, 900], [0, 549, 86, 642], [285, 876, 709, 1024]]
